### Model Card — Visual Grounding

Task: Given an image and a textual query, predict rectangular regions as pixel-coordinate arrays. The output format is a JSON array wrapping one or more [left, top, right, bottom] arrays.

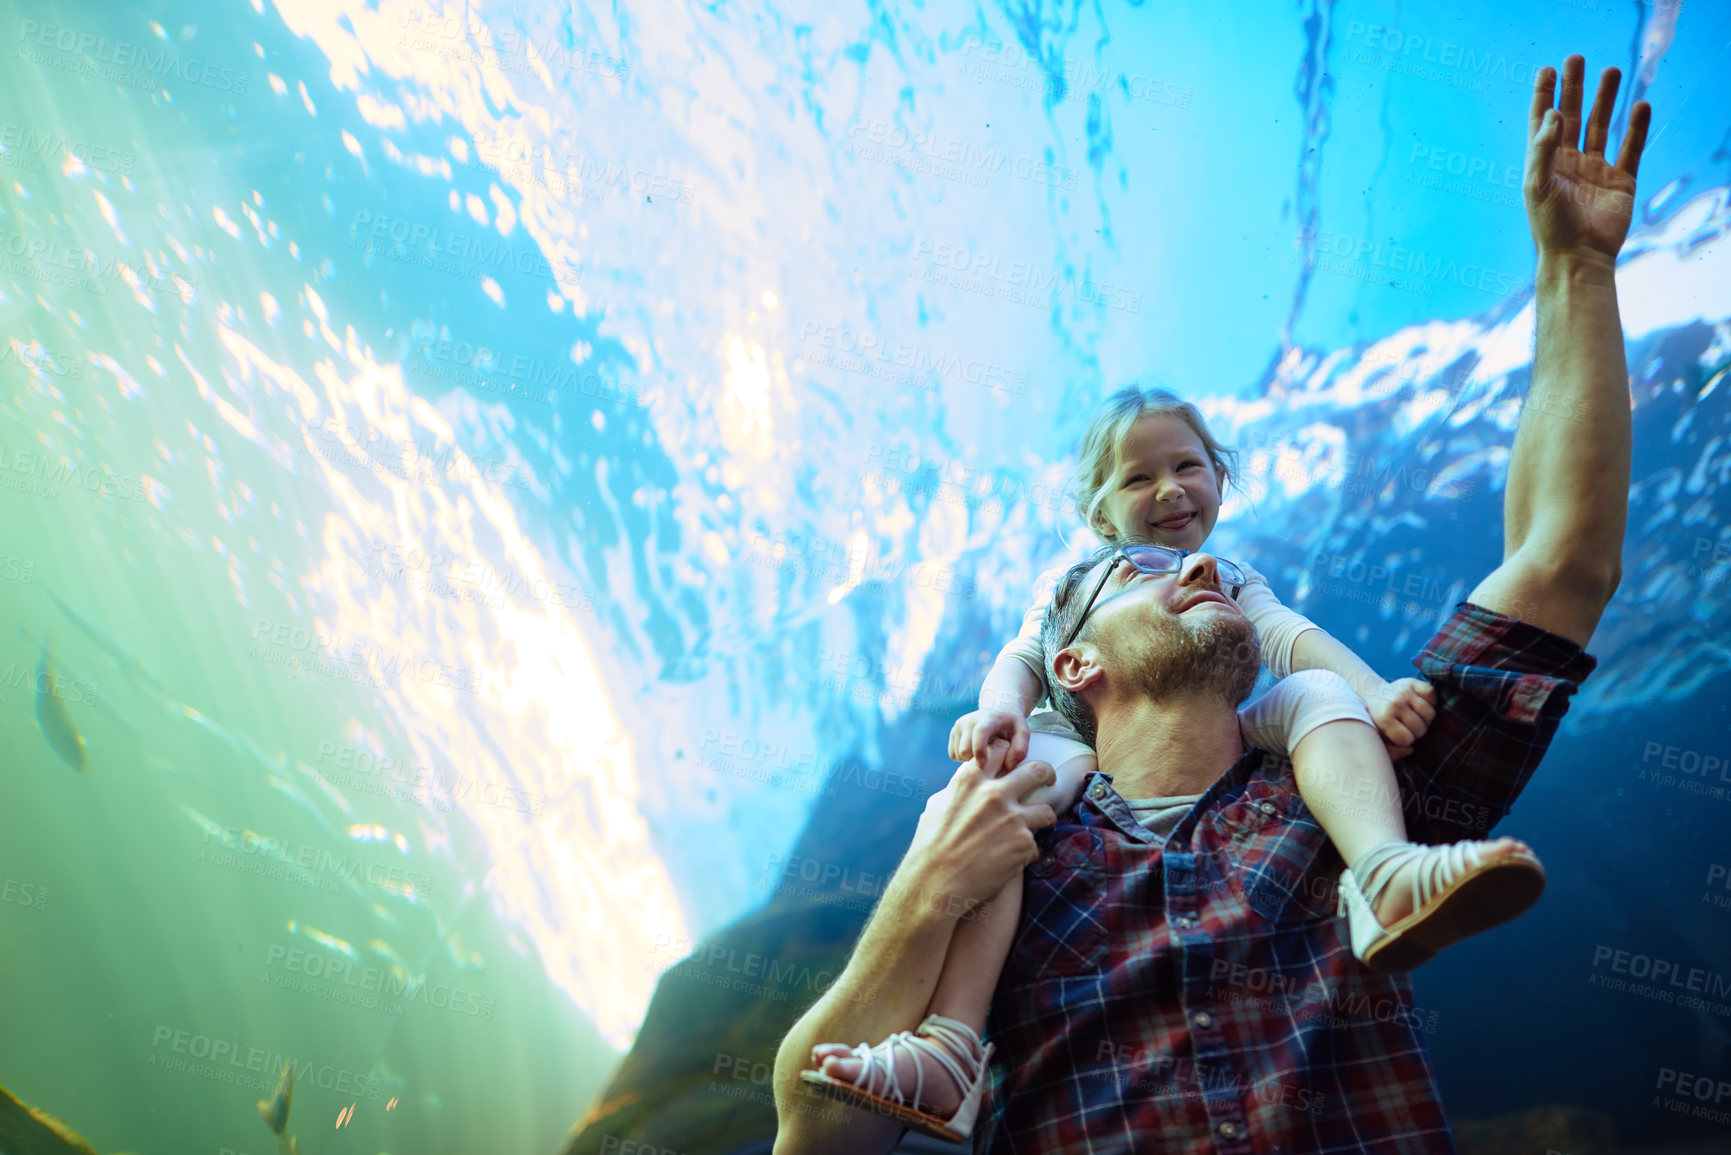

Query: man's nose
[[1179, 553, 1222, 588]]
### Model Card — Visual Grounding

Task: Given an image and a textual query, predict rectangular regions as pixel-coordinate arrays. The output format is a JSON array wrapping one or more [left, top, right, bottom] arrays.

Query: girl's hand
[[948, 708, 1030, 771], [1367, 678, 1437, 760]]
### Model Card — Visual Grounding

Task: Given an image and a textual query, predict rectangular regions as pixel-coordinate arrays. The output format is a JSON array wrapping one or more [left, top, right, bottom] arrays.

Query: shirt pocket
[[1211, 784, 1339, 925], [1003, 827, 1109, 982]]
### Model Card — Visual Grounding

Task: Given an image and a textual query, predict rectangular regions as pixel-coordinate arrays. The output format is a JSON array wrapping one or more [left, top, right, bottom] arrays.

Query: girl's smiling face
[[1092, 414, 1225, 552]]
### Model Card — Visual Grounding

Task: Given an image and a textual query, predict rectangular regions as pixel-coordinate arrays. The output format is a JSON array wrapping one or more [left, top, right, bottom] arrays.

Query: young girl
[[800, 385, 1546, 1142]]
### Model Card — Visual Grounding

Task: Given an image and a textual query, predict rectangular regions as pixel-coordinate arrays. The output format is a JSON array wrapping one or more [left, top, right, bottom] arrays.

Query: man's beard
[[1118, 608, 1262, 708]]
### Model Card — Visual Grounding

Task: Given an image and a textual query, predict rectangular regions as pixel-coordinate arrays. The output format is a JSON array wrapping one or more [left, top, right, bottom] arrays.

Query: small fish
[[35, 641, 87, 772], [46, 590, 168, 693], [257, 1063, 294, 1135]]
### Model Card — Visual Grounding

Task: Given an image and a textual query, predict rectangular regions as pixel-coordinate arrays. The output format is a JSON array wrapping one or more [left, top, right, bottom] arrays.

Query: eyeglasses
[[1058, 544, 1248, 650]]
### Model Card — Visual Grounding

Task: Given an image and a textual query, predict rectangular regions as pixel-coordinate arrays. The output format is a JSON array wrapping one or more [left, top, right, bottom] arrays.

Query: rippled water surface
[[2, 1, 1729, 1152]]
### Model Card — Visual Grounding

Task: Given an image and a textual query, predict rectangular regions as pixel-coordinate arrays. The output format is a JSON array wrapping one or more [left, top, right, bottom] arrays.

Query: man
[[773, 55, 1647, 1153]]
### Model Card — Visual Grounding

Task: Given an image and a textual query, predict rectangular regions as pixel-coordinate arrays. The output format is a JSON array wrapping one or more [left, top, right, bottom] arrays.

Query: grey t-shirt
[[1121, 793, 1204, 842]]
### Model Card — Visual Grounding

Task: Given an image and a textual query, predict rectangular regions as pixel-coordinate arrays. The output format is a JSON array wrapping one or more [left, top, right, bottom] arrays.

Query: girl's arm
[[1288, 630, 1436, 758], [949, 565, 1066, 766], [979, 655, 1042, 715], [1233, 565, 1435, 754], [948, 657, 1039, 767]]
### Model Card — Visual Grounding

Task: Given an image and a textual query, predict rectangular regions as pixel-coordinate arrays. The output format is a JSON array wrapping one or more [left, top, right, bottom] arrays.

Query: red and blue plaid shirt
[[975, 603, 1597, 1154]]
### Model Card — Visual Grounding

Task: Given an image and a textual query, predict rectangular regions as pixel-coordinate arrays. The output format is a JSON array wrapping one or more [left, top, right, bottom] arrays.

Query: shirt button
[[1194, 1011, 1213, 1028], [1219, 1121, 1242, 1140], [1258, 801, 1277, 816], [1090, 781, 1107, 800]]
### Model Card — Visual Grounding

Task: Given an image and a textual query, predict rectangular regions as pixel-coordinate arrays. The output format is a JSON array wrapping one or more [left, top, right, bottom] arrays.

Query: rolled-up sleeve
[[1397, 602, 1598, 843], [1233, 562, 1322, 679]]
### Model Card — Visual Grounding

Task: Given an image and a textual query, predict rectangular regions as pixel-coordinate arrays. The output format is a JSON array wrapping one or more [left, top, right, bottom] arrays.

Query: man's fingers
[[1559, 55, 1586, 152], [1582, 65, 1619, 158], [1022, 802, 1057, 833], [1528, 64, 1556, 142], [1526, 107, 1561, 198], [951, 757, 985, 794], [1618, 100, 1651, 180], [1000, 757, 1056, 804]]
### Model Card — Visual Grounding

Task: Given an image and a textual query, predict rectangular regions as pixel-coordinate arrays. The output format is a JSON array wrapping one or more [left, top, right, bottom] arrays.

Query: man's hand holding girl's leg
[[772, 743, 1054, 1154]]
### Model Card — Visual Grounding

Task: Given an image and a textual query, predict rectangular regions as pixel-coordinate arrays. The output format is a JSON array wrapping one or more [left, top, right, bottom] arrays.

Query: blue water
[[0, 0, 1727, 1152]]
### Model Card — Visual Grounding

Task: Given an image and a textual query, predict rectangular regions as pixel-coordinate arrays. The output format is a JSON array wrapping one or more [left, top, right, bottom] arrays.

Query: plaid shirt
[[975, 603, 1597, 1155]]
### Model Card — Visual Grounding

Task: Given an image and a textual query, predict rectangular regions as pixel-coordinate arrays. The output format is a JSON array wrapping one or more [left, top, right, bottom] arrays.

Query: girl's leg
[[812, 736, 1095, 1115], [926, 732, 1095, 1024], [1289, 718, 1414, 924], [1291, 716, 1530, 929]]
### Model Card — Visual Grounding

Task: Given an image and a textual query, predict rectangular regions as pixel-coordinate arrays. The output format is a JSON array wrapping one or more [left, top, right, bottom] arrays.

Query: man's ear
[[1051, 643, 1104, 697]]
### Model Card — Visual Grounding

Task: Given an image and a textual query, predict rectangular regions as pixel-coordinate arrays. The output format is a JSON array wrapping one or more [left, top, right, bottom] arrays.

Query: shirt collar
[[1080, 746, 1273, 851]]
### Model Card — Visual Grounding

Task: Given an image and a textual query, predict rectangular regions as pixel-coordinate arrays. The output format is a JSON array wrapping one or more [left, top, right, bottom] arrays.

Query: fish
[[35, 641, 86, 772], [45, 590, 168, 693], [256, 1064, 304, 1154], [13, 626, 137, 741], [256, 1063, 293, 1135]]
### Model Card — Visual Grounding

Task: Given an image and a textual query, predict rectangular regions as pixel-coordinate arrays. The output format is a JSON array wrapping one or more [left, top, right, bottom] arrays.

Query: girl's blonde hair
[[1074, 384, 1239, 541]]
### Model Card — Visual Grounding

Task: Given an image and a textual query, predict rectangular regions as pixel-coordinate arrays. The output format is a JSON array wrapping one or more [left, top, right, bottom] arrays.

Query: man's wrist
[[1535, 247, 1618, 285]]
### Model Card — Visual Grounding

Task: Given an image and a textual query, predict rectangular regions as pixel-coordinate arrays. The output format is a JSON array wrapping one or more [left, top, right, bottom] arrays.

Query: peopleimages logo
[[348, 210, 585, 286], [0, 231, 198, 296], [409, 337, 648, 406], [1296, 226, 1527, 299], [0, 123, 135, 173], [17, 20, 249, 93], [0, 340, 86, 379], [909, 240, 1142, 313], [470, 135, 697, 205], [1339, 21, 1544, 92], [147, 1025, 383, 1099], [799, 323, 1030, 395], [263, 944, 498, 1020], [399, 9, 629, 82]]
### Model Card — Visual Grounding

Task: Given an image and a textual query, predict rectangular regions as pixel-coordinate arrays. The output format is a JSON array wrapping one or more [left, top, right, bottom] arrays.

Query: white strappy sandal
[[1339, 838, 1546, 974], [800, 1013, 993, 1144]]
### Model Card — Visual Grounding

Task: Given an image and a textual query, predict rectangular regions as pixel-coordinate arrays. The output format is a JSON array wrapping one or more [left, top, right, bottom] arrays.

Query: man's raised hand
[[1526, 55, 1651, 262]]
